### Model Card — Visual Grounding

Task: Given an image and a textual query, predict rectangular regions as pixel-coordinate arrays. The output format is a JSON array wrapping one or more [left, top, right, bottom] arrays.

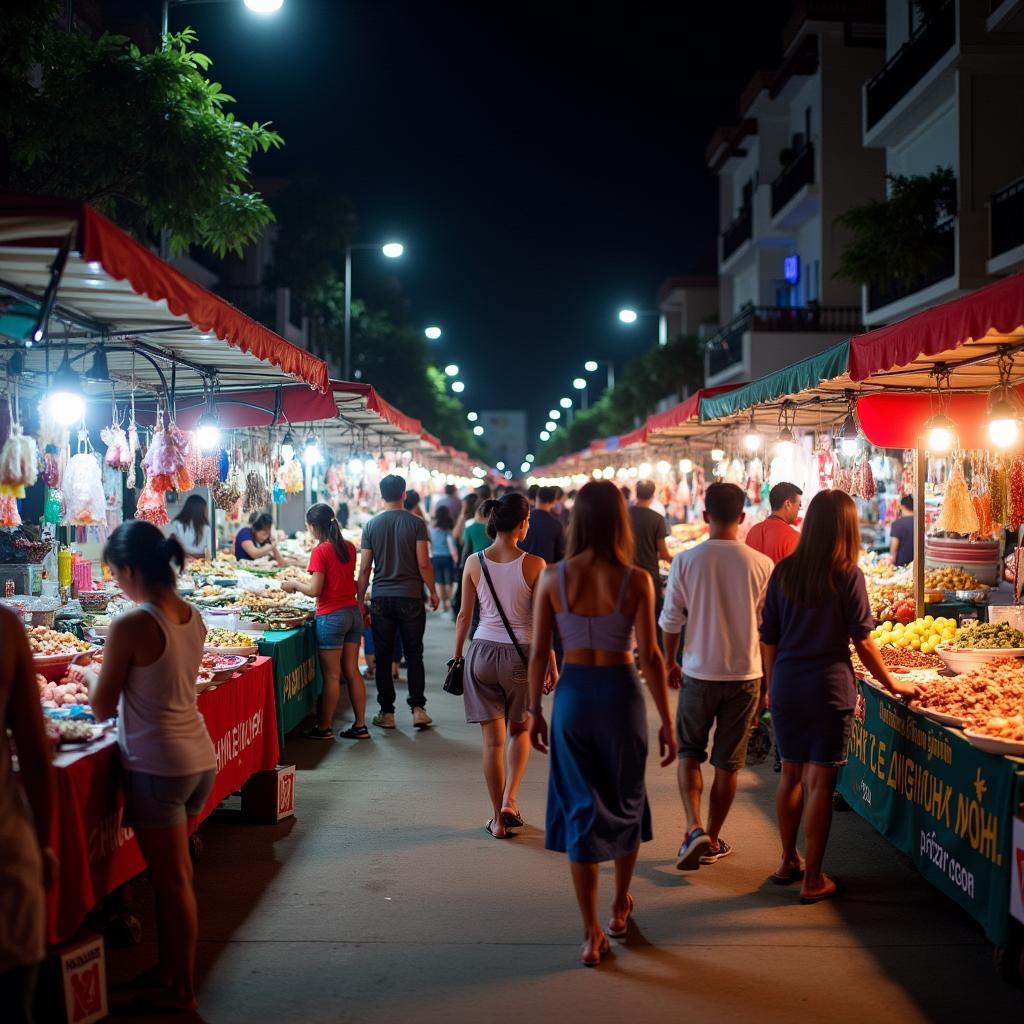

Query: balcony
[[866, 219, 955, 312], [864, 0, 955, 131], [991, 176, 1024, 259], [720, 206, 753, 263], [771, 143, 816, 220]]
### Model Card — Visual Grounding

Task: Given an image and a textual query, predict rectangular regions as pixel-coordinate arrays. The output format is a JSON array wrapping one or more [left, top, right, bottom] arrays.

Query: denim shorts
[[431, 554, 456, 585], [124, 769, 216, 829], [316, 606, 363, 649]]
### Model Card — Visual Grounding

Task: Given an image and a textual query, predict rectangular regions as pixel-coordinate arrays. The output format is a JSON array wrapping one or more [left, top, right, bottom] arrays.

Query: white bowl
[[935, 644, 1024, 675], [962, 729, 1024, 757], [203, 643, 259, 657], [909, 702, 964, 728]]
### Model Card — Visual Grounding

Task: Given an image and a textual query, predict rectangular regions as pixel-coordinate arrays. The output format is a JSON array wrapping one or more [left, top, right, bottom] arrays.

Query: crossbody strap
[[477, 553, 529, 666]]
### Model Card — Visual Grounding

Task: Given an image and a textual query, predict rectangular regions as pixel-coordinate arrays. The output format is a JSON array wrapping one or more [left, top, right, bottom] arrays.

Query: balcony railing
[[992, 176, 1024, 258], [771, 143, 815, 216], [867, 219, 955, 311], [720, 206, 753, 262], [705, 304, 865, 379], [864, 0, 955, 130]]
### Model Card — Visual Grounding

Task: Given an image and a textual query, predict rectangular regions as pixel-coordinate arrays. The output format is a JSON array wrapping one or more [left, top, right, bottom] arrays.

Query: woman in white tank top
[[453, 494, 557, 838], [90, 521, 215, 1013]]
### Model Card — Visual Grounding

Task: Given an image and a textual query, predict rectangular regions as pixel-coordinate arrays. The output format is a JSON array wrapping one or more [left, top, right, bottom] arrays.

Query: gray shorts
[[463, 638, 529, 724], [125, 769, 216, 829], [676, 677, 760, 772]]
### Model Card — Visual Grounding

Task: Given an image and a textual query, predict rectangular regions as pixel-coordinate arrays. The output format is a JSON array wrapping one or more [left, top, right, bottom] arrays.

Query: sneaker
[[412, 707, 433, 729], [675, 827, 712, 871], [372, 712, 396, 729], [700, 838, 733, 864]]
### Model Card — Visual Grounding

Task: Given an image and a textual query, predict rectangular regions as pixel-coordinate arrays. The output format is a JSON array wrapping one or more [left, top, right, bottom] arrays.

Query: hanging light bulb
[[679, 458, 693, 474], [987, 395, 1020, 449], [280, 430, 296, 462], [925, 411, 955, 453], [743, 413, 761, 452], [776, 423, 796, 457], [656, 460, 671, 475], [710, 447, 725, 462], [303, 434, 322, 466], [840, 411, 861, 457], [46, 354, 85, 426], [196, 410, 221, 452]]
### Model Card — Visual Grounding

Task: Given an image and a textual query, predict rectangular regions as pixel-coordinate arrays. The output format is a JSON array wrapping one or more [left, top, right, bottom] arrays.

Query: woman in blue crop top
[[527, 481, 676, 967]]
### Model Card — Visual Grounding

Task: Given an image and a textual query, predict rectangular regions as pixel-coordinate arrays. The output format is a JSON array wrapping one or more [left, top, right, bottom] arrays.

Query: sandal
[[300, 726, 335, 741], [501, 807, 525, 829], [338, 725, 370, 739], [800, 875, 843, 904], [770, 866, 805, 886], [484, 818, 512, 839], [580, 937, 610, 967], [607, 894, 634, 939]]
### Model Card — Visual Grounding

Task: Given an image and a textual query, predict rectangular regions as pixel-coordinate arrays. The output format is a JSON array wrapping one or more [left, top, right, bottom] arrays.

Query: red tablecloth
[[46, 656, 278, 945]]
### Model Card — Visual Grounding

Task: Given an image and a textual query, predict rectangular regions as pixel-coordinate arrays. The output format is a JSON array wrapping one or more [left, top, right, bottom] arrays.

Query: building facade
[[478, 410, 528, 471], [703, 1, 888, 386]]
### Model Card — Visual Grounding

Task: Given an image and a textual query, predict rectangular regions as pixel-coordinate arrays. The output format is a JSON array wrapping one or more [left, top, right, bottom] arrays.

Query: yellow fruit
[[911, 638, 921, 649], [882, 621, 894, 630]]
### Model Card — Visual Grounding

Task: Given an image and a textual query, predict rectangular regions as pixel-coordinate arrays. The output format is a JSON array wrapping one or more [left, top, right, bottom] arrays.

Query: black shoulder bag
[[443, 656, 465, 696], [477, 552, 529, 666]]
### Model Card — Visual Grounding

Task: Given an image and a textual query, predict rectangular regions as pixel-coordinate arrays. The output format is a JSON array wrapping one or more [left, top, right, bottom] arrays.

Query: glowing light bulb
[[657, 460, 671, 474], [841, 437, 861, 458], [744, 432, 761, 452], [928, 426, 953, 453], [710, 448, 724, 462], [679, 458, 693, 474]]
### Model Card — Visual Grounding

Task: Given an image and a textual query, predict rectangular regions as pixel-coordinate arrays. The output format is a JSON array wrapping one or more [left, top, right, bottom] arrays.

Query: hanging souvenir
[[746, 457, 763, 505], [63, 435, 107, 527], [833, 467, 853, 495], [936, 458, 980, 535], [43, 487, 63, 525], [1010, 456, 1024, 532], [142, 418, 189, 494], [859, 459, 876, 501], [0, 494, 20, 527], [101, 424, 133, 472], [218, 447, 230, 482], [272, 481, 286, 505], [278, 458, 304, 494], [990, 458, 1008, 527], [0, 384, 38, 498], [135, 480, 169, 526], [244, 469, 269, 512]]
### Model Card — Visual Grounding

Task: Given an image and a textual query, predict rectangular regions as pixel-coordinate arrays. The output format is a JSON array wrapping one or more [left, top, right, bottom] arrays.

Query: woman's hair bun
[[480, 498, 499, 517], [484, 492, 530, 538]]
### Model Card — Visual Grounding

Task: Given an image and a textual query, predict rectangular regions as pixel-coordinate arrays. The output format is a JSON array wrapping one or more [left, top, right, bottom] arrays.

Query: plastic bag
[[101, 425, 133, 471], [63, 453, 107, 526], [0, 425, 38, 496], [135, 481, 169, 526]]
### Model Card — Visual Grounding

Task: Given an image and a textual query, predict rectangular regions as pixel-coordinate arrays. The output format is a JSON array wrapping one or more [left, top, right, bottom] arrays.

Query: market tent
[[849, 271, 1024, 389], [645, 384, 744, 441], [0, 193, 329, 399], [137, 384, 338, 430]]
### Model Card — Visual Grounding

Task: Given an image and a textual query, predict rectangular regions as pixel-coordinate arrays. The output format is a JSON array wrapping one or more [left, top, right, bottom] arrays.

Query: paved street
[[109, 614, 1024, 1022]]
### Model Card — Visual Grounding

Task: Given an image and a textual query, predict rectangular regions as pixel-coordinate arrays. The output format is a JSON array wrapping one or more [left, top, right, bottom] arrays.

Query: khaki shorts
[[676, 677, 760, 772], [463, 638, 529, 723]]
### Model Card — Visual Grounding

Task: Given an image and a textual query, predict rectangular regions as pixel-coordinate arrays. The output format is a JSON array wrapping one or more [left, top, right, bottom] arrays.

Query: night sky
[[179, 0, 791, 438]]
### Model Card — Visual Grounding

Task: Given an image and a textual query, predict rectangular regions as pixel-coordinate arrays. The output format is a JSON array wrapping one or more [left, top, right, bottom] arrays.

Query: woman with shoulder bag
[[453, 493, 556, 838]]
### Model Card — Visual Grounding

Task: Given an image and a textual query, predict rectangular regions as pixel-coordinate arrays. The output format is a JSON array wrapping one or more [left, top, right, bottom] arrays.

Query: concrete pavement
[[108, 613, 1024, 1022]]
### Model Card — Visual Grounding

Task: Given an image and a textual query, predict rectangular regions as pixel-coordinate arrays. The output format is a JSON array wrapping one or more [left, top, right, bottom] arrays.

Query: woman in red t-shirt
[[281, 504, 368, 740]]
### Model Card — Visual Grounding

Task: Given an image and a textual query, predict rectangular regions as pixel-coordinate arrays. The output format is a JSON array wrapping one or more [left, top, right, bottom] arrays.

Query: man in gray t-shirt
[[358, 475, 439, 731]]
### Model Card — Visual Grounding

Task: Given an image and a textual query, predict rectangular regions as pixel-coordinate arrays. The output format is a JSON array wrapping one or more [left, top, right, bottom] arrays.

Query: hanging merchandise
[[936, 458, 980, 535], [43, 486, 63, 525], [990, 458, 1008, 527], [135, 480, 169, 526], [41, 447, 60, 487], [218, 447, 230, 482], [0, 494, 20, 527], [272, 481, 286, 504], [101, 423, 133, 472], [187, 441, 220, 486], [814, 437, 836, 492], [244, 469, 269, 513], [141, 419, 189, 494], [859, 458, 876, 501], [0, 385, 38, 499], [212, 468, 241, 512], [746, 457, 764, 506], [1010, 456, 1024, 532], [833, 467, 853, 496], [63, 434, 107, 527], [277, 458, 304, 494]]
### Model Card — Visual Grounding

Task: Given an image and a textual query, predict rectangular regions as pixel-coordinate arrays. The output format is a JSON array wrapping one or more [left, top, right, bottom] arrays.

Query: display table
[[257, 621, 322, 745], [839, 681, 1024, 945], [46, 656, 279, 945]]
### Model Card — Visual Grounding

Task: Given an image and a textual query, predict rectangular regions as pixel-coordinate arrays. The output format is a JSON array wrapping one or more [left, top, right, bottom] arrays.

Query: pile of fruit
[[37, 669, 90, 708], [868, 584, 911, 622], [28, 627, 92, 656], [205, 628, 258, 649], [916, 659, 1024, 727], [870, 616, 956, 657], [951, 621, 1024, 650], [924, 567, 986, 591]]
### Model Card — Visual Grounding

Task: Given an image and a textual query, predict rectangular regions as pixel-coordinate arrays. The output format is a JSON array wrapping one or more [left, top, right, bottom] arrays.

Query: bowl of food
[[909, 701, 965, 728], [203, 628, 260, 657], [963, 720, 1024, 757], [951, 589, 989, 605], [200, 653, 249, 679], [78, 591, 109, 612], [935, 644, 1024, 675], [29, 628, 98, 680]]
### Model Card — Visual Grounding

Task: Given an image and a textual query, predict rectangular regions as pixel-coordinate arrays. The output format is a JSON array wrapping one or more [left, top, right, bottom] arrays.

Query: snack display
[[869, 617, 955, 657], [950, 621, 1024, 649], [924, 567, 986, 592], [204, 628, 259, 654], [238, 591, 291, 612], [28, 627, 92, 656], [201, 653, 248, 678], [914, 659, 1024, 732], [37, 669, 90, 709], [276, 566, 312, 586], [55, 720, 97, 744]]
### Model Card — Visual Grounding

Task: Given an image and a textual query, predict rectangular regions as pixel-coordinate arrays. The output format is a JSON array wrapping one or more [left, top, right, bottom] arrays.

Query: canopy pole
[[914, 445, 925, 617]]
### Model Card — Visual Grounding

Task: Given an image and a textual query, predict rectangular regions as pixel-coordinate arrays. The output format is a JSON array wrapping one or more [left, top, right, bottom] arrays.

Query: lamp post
[[572, 376, 588, 411], [618, 307, 668, 346], [344, 240, 404, 380], [584, 359, 615, 392]]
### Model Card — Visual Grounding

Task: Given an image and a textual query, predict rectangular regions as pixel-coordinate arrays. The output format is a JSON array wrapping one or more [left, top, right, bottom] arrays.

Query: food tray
[[935, 644, 1024, 675], [909, 702, 965, 728], [201, 654, 249, 679], [961, 730, 1024, 757], [203, 643, 258, 657]]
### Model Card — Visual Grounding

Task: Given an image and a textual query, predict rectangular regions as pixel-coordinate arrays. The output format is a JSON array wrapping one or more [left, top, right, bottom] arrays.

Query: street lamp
[[584, 358, 615, 392], [573, 377, 589, 411], [162, 0, 284, 36], [343, 240, 405, 379], [444, 364, 459, 377], [473, 425, 484, 436], [424, 325, 442, 340], [467, 411, 478, 422], [451, 380, 465, 394], [618, 307, 668, 346]]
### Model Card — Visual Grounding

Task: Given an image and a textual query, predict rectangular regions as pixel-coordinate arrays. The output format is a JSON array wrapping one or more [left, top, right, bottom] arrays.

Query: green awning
[[699, 339, 851, 422]]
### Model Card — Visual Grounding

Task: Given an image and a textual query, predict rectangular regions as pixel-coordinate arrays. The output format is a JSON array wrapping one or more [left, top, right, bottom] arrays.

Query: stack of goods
[[27, 626, 92, 657], [37, 669, 90, 709], [924, 567, 986, 592], [277, 458, 303, 494]]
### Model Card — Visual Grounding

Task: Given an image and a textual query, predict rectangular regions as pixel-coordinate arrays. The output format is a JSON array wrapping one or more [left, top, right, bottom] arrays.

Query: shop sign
[[1012, 817, 1024, 926], [839, 685, 1022, 944], [783, 254, 800, 284], [60, 934, 107, 1024]]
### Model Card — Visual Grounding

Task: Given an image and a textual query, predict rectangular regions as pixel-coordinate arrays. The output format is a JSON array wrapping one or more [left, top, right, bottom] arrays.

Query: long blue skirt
[[545, 663, 652, 863]]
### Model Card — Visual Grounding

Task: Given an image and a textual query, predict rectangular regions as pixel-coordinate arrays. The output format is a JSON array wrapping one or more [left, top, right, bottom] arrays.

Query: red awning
[[138, 384, 338, 429], [617, 426, 647, 448], [420, 430, 441, 450], [645, 385, 743, 434], [0, 193, 329, 393], [856, 388, 1024, 451], [849, 272, 1024, 382], [365, 388, 423, 439]]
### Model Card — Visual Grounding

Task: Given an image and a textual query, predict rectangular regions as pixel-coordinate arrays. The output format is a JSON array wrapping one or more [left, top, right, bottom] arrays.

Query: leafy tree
[[0, 4, 282, 256], [836, 167, 957, 289]]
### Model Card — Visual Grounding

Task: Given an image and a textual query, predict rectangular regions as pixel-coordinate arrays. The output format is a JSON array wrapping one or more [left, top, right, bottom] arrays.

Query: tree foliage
[[0, 5, 282, 256], [835, 167, 957, 289], [537, 333, 704, 462]]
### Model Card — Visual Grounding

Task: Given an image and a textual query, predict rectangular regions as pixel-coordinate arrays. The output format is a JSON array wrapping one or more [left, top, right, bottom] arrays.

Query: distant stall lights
[[244, 0, 285, 11], [549, 410, 560, 420], [679, 458, 693, 473], [572, 378, 587, 391], [520, 462, 531, 473], [584, 360, 599, 372], [444, 364, 459, 377], [618, 309, 638, 324], [656, 460, 671, 475], [496, 461, 505, 470], [545, 421, 556, 432], [525, 454, 535, 462]]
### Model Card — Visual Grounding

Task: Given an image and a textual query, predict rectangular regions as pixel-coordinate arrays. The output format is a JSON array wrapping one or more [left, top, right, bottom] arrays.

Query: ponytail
[[103, 521, 185, 589], [306, 502, 349, 563], [483, 493, 530, 539]]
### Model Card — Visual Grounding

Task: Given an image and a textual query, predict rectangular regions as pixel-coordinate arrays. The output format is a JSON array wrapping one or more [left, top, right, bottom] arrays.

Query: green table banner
[[258, 622, 322, 746], [839, 683, 1024, 945]]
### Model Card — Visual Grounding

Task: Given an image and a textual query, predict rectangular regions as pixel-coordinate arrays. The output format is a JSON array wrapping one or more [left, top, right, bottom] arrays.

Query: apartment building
[[703, 1, 887, 386], [860, 0, 1024, 325], [657, 276, 719, 340]]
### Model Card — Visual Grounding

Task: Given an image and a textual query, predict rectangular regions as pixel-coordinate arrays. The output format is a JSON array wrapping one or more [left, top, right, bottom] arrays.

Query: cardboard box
[[39, 933, 108, 1024], [1012, 816, 1024, 927], [241, 764, 295, 823]]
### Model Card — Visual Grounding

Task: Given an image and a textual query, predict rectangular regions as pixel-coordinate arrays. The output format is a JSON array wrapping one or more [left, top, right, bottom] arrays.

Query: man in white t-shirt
[[660, 481, 773, 871]]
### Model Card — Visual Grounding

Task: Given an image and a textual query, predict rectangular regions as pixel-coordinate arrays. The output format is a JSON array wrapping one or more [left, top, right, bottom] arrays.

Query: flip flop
[[484, 818, 512, 839], [580, 937, 610, 967], [800, 876, 843, 904], [501, 807, 525, 829], [607, 894, 634, 939], [770, 867, 805, 886]]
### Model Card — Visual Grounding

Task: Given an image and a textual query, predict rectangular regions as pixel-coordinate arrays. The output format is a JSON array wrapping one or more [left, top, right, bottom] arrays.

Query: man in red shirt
[[746, 482, 802, 564]]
